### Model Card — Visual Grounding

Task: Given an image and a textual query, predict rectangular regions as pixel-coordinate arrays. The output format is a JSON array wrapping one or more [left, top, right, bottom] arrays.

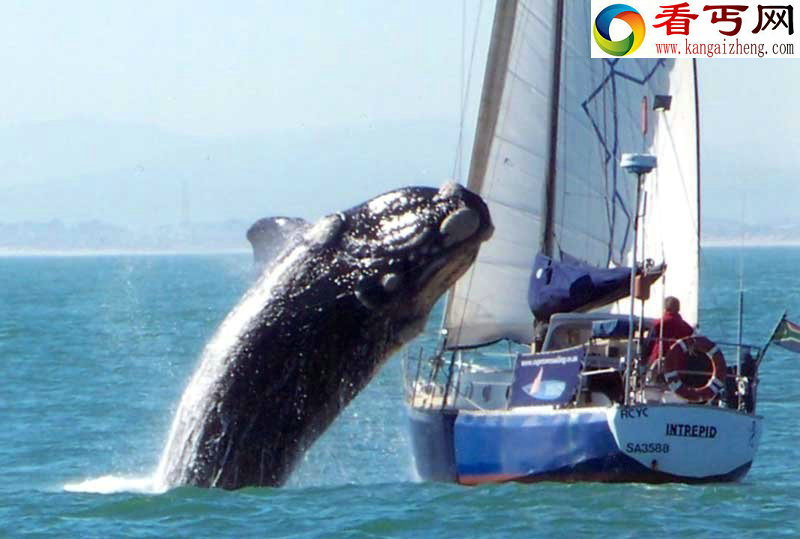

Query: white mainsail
[[443, 0, 699, 349]]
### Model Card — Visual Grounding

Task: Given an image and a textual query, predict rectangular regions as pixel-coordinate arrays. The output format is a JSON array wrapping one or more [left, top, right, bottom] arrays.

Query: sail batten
[[444, 1, 700, 349]]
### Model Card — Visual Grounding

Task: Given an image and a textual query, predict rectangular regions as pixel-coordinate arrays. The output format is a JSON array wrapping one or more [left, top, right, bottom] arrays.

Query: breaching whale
[[157, 183, 493, 489], [246, 217, 308, 269]]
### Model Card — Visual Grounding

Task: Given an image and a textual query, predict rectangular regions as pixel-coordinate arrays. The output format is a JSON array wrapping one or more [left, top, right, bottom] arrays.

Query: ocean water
[[1, 248, 798, 538]]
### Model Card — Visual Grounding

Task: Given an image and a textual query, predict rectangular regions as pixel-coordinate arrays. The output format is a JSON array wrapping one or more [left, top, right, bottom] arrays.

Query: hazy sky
[[0, 1, 479, 135], [0, 1, 797, 229], [698, 60, 800, 228]]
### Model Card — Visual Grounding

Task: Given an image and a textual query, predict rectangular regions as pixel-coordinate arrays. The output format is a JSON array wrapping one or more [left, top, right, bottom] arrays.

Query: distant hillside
[[0, 220, 251, 253], [1, 118, 465, 229], [702, 218, 800, 246]]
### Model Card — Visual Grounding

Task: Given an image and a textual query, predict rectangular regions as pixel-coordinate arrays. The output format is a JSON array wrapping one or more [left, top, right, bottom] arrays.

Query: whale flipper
[[246, 217, 308, 269]]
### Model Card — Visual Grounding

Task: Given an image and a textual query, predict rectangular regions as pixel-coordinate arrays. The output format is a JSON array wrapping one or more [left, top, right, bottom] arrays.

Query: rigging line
[[542, 0, 565, 257], [649, 124, 700, 326], [448, 251, 481, 349], [601, 61, 613, 243], [581, 60, 668, 266], [485, 1, 527, 196], [556, 0, 569, 247], [738, 177, 746, 292], [450, 0, 523, 348], [447, 0, 486, 344], [693, 59, 702, 283], [610, 59, 665, 88], [610, 69, 624, 264], [443, 0, 519, 340], [657, 113, 699, 237], [452, 0, 466, 181], [465, 1, 485, 102], [452, 0, 485, 183]]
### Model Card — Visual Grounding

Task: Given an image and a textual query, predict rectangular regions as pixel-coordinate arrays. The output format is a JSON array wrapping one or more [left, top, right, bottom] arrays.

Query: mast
[[541, 0, 565, 257], [620, 153, 656, 405]]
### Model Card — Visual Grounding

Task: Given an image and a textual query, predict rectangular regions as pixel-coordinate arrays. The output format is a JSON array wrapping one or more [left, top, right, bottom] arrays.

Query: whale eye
[[381, 273, 401, 293], [354, 275, 385, 309]]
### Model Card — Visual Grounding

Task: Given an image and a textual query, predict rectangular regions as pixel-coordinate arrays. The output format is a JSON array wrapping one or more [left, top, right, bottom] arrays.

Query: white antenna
[[737, 184, 746, 372]]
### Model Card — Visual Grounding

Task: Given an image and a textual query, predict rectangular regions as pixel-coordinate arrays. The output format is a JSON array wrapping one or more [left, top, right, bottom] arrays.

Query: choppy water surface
[[1, 248, 798, 537]]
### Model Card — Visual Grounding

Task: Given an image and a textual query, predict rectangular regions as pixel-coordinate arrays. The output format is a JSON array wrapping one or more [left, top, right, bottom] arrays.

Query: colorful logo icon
[[593, 4, 645, 56]]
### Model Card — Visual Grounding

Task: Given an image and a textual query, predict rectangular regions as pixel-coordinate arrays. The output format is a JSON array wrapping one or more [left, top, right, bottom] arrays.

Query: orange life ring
[[663, 336, 726, 402]]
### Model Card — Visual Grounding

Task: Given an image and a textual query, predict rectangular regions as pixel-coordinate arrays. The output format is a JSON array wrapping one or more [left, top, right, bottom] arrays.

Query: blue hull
[[407, 407, 458, 482], [408, 407, 752, 485]]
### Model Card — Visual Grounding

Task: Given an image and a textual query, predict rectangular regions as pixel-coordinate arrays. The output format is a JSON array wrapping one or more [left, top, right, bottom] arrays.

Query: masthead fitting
[[620, 153, 657, 175]]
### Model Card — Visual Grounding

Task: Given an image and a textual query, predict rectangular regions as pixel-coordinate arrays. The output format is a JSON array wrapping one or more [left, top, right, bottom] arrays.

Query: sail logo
[[593, 4, 646, 56]]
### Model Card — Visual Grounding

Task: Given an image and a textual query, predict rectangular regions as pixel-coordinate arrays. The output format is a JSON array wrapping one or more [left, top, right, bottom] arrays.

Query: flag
[[771, 317, 800, 353]]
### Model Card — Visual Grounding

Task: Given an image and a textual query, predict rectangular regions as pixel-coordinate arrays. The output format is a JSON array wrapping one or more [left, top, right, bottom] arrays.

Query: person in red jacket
[[649, 296, 694, 364]]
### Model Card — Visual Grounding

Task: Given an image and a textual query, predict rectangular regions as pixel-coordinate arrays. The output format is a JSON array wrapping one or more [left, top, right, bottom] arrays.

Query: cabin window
[[550, 325, 592, 350]]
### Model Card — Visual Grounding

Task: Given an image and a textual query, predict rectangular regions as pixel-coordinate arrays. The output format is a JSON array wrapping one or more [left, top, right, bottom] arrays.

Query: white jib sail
[[444, 0, 559, 348]]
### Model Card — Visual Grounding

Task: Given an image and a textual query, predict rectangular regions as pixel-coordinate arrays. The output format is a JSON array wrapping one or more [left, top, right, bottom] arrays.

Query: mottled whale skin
[[164, 183, 492, 489], [246, 217, 308, 269]]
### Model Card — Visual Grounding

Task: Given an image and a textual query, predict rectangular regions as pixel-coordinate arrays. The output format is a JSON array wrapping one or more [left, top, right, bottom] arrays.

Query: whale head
[[302, 182, 493, 347]]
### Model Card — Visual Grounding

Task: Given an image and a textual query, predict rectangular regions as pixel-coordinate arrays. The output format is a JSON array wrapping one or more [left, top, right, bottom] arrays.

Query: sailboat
[[403, 0, 774, 484]]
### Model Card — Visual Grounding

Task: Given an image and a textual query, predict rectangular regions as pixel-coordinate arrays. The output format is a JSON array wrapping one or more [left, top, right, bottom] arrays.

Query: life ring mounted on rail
[[663, 336, 726, 402]]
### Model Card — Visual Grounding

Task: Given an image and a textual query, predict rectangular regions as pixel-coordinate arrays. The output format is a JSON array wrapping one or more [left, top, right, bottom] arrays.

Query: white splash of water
[[150, 240, 311, 490], [63, 475, 164, 495]]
